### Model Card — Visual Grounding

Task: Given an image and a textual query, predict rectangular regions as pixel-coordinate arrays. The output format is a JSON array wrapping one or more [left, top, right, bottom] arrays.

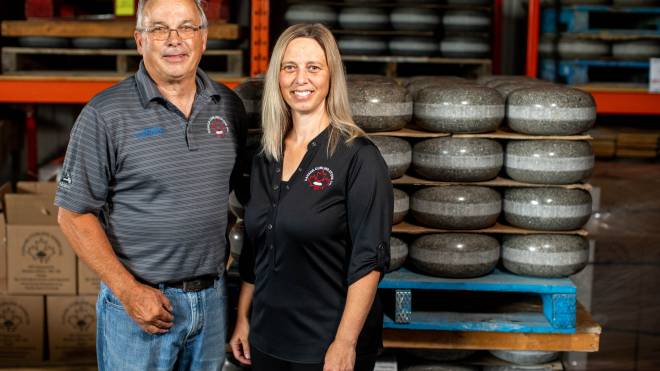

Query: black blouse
[[239, 127, 393, 363]]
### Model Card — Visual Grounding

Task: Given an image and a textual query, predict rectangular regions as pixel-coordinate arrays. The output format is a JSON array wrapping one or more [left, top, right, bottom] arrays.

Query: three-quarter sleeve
[[346, 144, 393, 286], [54, 105, 115, 216]]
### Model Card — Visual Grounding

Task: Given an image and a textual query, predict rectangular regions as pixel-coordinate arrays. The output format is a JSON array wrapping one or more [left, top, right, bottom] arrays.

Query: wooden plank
[[382, 302, 600, 352], [2, 47, 242, 56], [453, 128, 592, 140], [286, 0, 492, 11], [332, 29, 434, 36], [1, 21, 239, 39], [342, 55, 492, 65], [369, 124, 450, 138], [393, 174, 593, 190], [392, 220, 589, 236], [380, 268, 576, 294]]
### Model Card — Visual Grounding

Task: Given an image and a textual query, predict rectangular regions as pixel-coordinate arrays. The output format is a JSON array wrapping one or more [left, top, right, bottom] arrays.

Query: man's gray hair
[[136, 0, 209, 29]]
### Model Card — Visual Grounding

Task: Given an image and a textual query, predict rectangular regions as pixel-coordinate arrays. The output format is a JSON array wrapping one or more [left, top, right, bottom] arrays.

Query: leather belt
[[141, 275, 217, 292]]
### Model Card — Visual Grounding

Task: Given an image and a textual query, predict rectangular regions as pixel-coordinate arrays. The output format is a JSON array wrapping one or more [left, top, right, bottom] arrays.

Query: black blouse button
[[298, 168, 302, 172], [272, 203, 276, 207], [311, 142, 316, 146], [286, 185, 289, 190], [269, 245, 273, 249], [273, 185, 278, 189], [268, 224, 273, 229], [378, 244, 383, 250], [276, 168, 281, 172]]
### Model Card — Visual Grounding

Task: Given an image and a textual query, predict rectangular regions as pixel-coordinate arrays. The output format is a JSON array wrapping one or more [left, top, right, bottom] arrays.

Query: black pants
[[250, 345, 377, 371]]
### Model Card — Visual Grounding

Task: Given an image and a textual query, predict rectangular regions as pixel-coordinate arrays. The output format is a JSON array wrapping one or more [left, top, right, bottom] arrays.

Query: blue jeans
[[97, 274, 228, 371]]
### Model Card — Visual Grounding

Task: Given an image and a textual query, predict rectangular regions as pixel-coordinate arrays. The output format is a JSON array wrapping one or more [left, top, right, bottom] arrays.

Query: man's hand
[[230, 317, 251, 364], [324, 339, 356, 371], [117, 283, 174, 335]]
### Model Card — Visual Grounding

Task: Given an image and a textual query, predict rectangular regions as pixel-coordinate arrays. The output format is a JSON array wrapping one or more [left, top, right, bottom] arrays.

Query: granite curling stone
[[489, 350, 561, 365], [447, 0, 492, 5], [393, 188, 410, 224], [390, 236, 409, 272], [442, 11, 491, 32], [406, 349, 477, 362], [506, 86, 596, 135], [503, 187, 592, 231], [390, 36, 440, 57], [411, 186, 502, 229], [228, 190, 245, 219], [229, 221, 244, 262], [233, 80, 263, 129], [391, 7, 441, 32], [501, 234, 589, 278], [485, 76, 541, 89], [538, 34, 557, 58], [370, 136, 412, 178], [557, 38, 609, 59], [414, 85, 505, 133], [410, 233, 500, 277], [504, 140, 594, 184], [440, 36, 491, 58], [413, 137, 503, 181], [224, 355, 251, 370], [18, 37, 70, 48], [348, 82, 413, 132], [484, 366, 552, 371], [72, 37, 123, 49], [285, 4, 337, 27], [403, 76, 466, 88], [402, 364, 480, 371], [477, 75, 537, 86], [612, 40, 660, 61], [338, 35, 388, 55], [339, 7, 389, 31]]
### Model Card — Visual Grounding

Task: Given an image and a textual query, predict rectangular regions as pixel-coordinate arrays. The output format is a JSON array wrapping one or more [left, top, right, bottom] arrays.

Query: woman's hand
[[229, 317, 251, 364], [324, 339, 356, 371]]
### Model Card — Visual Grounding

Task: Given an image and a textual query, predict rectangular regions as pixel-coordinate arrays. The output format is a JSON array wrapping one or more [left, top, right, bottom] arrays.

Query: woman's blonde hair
[[260, 23, 366, 161]]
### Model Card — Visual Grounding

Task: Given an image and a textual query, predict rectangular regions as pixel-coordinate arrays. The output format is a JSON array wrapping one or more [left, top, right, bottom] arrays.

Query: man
[[55, 0, 246, 369]]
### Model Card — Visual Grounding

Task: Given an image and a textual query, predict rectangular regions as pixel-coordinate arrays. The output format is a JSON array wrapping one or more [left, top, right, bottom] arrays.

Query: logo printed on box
[[0, 303, 29, 332], [21, 232, 62, 263], [63, 301, 96, 332]]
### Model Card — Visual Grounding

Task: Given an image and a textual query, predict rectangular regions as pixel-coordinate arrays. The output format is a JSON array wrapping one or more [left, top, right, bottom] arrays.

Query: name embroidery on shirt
[[305, 167, 334, 190], [207, 116, 229, 138], [134, 126, 165, 139]]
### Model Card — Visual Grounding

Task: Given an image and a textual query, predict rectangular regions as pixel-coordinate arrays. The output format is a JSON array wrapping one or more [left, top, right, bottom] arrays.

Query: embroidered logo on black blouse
[[305, 167, 334, 190], [207, 116, 229, 138]]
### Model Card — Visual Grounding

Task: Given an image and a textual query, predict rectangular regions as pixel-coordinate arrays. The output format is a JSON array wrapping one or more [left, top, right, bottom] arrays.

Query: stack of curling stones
[[476, 75, 596, 136]]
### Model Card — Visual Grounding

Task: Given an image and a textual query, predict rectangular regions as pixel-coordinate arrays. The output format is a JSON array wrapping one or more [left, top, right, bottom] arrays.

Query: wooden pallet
[[341, 55, 492, 78], [369, 123, 593, 140], [1, 21, 239, 40], [380, 268, 578, 333], [1, 47, 242, 78]]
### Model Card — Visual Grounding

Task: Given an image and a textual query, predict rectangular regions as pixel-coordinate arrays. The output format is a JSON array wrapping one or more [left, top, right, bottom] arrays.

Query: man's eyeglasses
[[138, 25, 203, 41]]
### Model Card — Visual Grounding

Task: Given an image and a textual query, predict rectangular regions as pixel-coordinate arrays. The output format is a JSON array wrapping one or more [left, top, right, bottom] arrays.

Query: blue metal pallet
[[379, 267, 577, 334], [542, 6, 660, 35], [558, 59, 650, 85]]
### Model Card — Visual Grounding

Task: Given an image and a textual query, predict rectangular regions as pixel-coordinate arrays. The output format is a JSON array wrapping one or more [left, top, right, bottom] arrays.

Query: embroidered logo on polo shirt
[[59, 171, 72, 189], [305, 167, 334, 190], [207, 116, 229, 138], [134, 126, 165, 139]]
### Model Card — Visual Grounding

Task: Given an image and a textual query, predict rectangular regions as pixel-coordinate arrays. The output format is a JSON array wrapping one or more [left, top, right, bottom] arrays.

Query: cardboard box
[[0, 182, 12, 295], [6, 182, 77, 295], [0, 295, 44, 364], [46, 295, 97, 361], [77, 258, 101, 295]]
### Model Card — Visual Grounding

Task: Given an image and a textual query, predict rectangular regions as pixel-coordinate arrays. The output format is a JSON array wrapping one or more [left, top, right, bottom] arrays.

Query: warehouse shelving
[[285, 0, 503, 76], [525, 0, 660, 115]]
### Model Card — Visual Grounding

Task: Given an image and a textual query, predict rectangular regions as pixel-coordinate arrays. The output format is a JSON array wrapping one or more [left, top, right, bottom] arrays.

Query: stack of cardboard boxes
[[0, 182, 100, 365]]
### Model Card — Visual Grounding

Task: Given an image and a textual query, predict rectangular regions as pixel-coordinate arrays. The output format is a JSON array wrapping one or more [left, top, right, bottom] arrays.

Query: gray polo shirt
[[55, 61, 247, 284]]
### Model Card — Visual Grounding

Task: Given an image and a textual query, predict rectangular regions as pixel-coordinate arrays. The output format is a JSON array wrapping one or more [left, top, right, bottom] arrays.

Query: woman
[[229, 23, 393, 371]]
